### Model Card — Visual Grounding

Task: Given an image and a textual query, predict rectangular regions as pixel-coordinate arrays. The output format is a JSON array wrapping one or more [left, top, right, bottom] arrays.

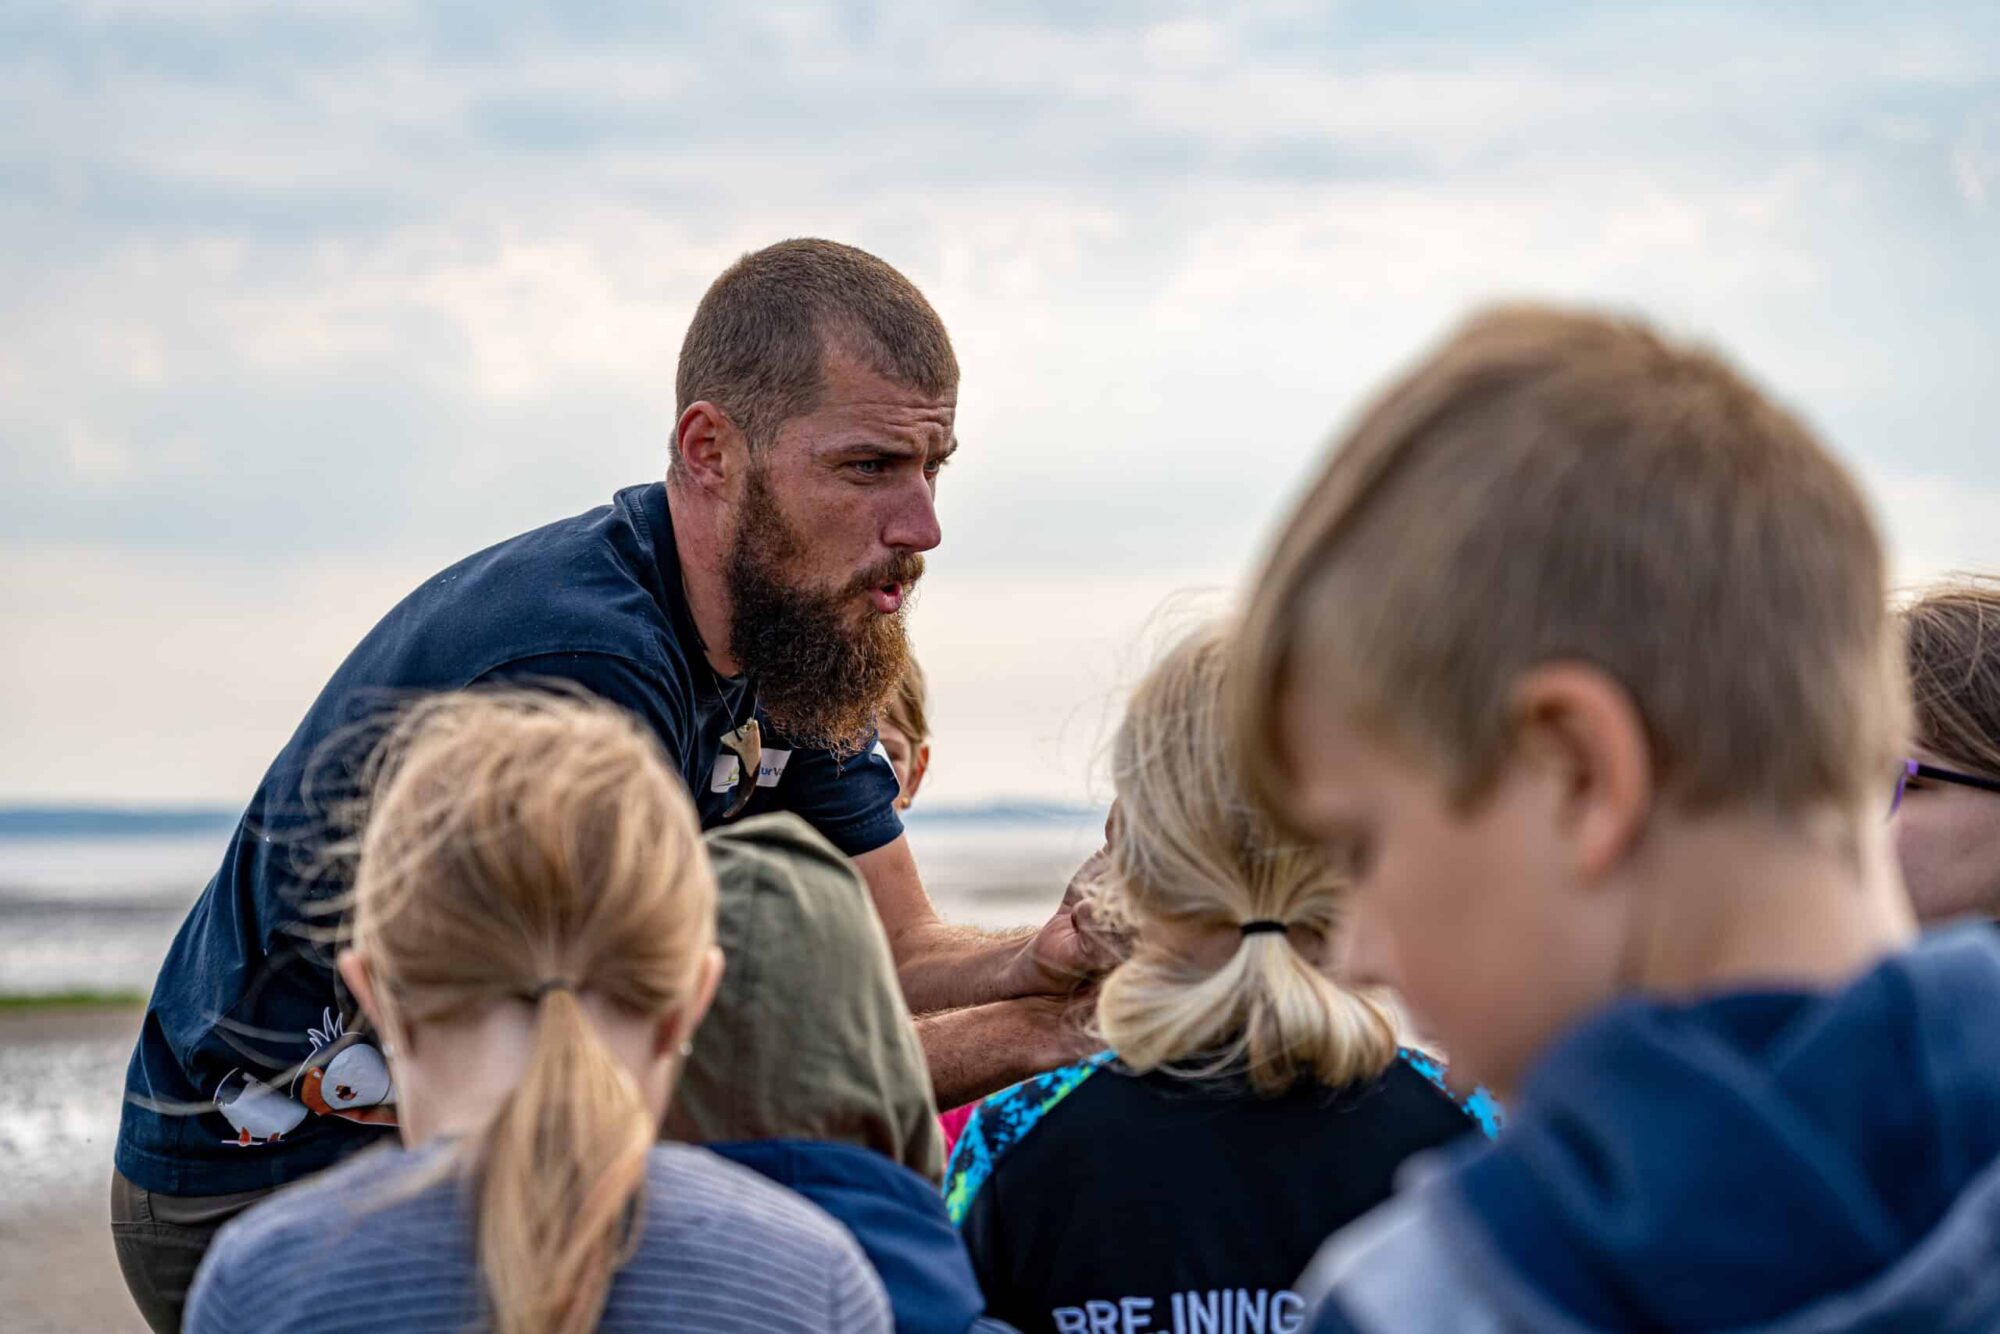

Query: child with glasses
[[1894, 575, 2000, 924], [1235, 306, 2000, 1333]]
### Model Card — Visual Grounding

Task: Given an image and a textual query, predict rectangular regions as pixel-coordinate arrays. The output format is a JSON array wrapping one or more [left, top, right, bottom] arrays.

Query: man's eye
[[851, 459, 886, 477]]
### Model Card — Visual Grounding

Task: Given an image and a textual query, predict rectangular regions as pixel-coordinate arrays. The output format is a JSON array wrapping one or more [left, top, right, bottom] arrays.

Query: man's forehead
[[817, 341, 955, 410], [807, 382, 956, 451]]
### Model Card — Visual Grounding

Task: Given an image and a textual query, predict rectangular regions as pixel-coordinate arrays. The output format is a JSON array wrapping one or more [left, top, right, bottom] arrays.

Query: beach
[[0, 1003, 148, 1333], [0, 809, 1103, 1329]]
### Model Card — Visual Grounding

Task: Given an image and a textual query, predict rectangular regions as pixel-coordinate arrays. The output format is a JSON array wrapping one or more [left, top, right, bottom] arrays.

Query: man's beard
[[724, 468, 922, 755]]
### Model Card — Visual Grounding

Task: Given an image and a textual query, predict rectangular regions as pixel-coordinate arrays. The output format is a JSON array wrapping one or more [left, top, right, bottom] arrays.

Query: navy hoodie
[[713, 1139, 1003, 1334], [1302, 928, 2000, 1333]]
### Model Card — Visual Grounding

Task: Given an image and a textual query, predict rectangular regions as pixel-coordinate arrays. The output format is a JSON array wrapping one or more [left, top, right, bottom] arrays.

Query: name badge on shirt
[[709, 748, 793, 793]]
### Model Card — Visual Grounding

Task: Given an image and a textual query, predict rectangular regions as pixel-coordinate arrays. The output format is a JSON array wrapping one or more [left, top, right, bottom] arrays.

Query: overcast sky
[[4, 1, 1997, 808]]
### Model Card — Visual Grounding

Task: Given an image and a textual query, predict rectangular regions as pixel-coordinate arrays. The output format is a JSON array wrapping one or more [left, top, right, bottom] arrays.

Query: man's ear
[[657, 945, 727, 1058], [674, 402, 745, 496], [1509, 663, 1653, 880]]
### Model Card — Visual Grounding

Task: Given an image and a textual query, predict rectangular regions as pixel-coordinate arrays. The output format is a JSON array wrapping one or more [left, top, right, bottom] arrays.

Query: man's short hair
[[1236, 304, 1906, 822], [674, 238, 958, 454]]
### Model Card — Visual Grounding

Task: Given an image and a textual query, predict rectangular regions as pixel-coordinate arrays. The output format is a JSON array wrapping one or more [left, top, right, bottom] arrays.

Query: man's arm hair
[[917, 995, 1102, 1109]]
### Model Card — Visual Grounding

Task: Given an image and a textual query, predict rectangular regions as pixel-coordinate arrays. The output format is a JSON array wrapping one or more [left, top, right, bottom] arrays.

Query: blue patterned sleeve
[[1398, 1046, 1505, 1139], [943, 1051, 1116, 1225]]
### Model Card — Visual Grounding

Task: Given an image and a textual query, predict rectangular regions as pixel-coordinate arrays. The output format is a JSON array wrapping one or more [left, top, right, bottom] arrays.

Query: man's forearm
[[918, 995, 1099, 1109], [853, 833, 1109, 1016], [889, 919, 1037, 1015]]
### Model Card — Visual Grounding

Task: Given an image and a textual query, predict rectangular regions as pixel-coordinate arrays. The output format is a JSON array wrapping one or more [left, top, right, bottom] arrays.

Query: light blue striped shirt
[[186, 1140, 892, 1332]]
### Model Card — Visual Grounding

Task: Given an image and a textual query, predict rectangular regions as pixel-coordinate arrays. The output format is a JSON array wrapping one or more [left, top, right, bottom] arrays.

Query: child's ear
[[903, 742, 931, 805], [1510, 663, 1653, 880], [657, 946, 727, 1058], [337, 949, 390, 1041]]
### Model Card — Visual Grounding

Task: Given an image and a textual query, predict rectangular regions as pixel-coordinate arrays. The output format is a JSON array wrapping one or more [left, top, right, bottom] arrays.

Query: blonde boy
[[1238, 307, 2000, 1332]]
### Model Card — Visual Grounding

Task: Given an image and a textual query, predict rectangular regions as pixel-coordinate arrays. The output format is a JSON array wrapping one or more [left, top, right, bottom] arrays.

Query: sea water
[[0, 809, 1106, 997]]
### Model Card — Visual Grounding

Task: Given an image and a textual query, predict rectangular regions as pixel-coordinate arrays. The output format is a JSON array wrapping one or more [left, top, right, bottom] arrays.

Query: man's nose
[[884, 477, 942, 553]]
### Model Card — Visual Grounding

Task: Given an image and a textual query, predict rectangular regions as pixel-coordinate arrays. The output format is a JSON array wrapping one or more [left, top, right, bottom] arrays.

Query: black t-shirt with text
[[954, 1056, 1477, 1334]]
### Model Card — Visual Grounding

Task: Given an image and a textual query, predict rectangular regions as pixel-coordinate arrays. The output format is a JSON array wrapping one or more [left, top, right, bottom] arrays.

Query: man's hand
[[855, 817, 1126, 1014], [1008, 841, 1125, 998]]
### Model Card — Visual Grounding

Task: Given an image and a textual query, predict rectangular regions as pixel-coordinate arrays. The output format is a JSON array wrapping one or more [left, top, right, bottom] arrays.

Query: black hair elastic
[[1239, 920, 1289, 937], [529, 978, 574, 1000]]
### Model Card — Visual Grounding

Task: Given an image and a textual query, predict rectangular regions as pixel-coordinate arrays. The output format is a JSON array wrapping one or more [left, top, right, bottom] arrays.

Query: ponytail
[[1095, 622, 1397, 1094], [476, 987, 656, 1334], [1099, 922, 1394, 1094]]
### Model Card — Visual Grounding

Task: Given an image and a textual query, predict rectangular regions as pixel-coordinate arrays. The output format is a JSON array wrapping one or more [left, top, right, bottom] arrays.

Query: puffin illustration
[[214, 1069, 309, 1146], [294, 1034, 394, 1118], [292, 1007, 396, 1123]]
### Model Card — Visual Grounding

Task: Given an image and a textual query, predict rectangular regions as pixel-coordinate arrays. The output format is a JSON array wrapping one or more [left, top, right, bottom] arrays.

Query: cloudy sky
[[4, 1, 1997, 808]]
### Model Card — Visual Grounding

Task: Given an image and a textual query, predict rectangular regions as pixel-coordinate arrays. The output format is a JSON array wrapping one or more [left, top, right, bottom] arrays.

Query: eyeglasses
[[1890, 758, 2000, 816]]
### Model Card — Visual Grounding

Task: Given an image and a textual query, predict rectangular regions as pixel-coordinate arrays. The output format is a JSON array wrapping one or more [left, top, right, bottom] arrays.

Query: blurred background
[[4, 0, 1998, 816], [0, 6, 1996, 1321]]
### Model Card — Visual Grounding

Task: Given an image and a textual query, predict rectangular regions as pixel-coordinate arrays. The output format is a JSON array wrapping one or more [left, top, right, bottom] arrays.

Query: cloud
[[1868, 467, 2000, 588], [3, 1, 1998, 802]]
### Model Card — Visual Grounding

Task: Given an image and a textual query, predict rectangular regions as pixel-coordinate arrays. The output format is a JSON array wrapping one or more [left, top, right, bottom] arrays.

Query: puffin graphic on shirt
[[214, 1008, 394, 1147]]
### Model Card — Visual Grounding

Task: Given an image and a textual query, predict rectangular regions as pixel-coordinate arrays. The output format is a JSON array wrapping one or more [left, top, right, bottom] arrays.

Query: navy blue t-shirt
[[117, 483, 904, 1195]]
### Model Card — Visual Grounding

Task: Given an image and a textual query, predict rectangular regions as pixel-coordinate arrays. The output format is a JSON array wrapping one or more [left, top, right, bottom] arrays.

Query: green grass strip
[[0, 989, 146, 1011]]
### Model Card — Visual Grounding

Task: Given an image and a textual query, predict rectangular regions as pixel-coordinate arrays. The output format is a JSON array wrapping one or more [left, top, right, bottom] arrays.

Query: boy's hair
[[675, 238, 958, 454], [350, 690, 716, 1334], [882, 656, 930, 745], [1094, 622, 1396, 1094], [1236, 304, 1905, 824], [1903, 575, 2000, 777]]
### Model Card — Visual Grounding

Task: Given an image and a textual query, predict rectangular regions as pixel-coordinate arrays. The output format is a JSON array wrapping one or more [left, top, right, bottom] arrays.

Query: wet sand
[[0, 1004, 148, 1333]]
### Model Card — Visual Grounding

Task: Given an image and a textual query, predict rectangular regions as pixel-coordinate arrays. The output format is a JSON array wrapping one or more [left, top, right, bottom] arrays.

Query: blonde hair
[[349, 690, 716, 1334], [1236, 305, 1905, 829], [882, 656, 930, 745], [1904, 574, 2000, 778], [1094, 622, 1396, 1094]]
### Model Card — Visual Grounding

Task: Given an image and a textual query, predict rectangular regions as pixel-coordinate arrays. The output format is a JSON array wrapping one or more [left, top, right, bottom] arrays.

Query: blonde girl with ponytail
[[184, 691, 891, 1334], [947, 624, 1487, 1334]]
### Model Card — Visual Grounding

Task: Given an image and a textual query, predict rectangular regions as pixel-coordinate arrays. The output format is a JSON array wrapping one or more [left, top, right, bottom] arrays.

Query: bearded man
[[111, 240, 1103, 1333]]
